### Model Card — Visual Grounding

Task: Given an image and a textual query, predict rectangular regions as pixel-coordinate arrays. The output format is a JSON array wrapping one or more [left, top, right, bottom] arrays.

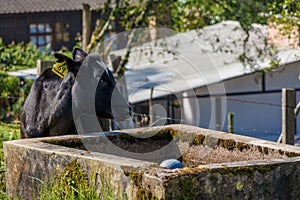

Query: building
[[8, 20, 300, 141], [109, 21, 300, 141], [0, 0, 103, 51]]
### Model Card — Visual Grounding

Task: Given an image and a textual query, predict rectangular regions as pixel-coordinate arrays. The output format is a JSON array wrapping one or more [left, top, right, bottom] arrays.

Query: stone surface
[[4, 124, 300, 199]]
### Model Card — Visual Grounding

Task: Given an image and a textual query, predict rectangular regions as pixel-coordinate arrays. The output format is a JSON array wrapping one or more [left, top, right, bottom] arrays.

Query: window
[[29, 22, 70, 51], [29, 23, 52, 52], [55, 22, 70, 43]]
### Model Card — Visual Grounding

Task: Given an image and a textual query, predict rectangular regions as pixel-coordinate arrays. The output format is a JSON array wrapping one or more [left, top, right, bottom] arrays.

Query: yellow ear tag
[[52, 61, 68, 78]]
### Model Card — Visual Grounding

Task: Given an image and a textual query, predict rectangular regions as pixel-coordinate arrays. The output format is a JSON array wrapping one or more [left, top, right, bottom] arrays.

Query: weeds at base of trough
[[36, 160, 127, 200], [37, 160, 107, 200], [0, 122, 20, 199]]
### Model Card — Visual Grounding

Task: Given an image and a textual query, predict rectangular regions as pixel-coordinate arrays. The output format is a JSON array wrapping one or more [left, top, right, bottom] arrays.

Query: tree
[[268, 0, 300, 39], [85, 0, 297, 75]]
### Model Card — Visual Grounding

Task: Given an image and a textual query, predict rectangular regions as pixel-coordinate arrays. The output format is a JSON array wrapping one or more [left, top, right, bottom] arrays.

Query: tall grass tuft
[[38, 160, 125, 200], [38, 160, 99, 200], [0, 122, 20, 199]]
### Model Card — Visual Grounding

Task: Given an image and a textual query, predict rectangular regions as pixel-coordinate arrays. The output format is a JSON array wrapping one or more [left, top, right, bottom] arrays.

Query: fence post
[[282, 88, 296, 145], [82, 4, 92, 50], [149, 87, 154, 127], [228, 112, 234, 133], [216, 96, 222, 131], [36, 60, 54, 76]]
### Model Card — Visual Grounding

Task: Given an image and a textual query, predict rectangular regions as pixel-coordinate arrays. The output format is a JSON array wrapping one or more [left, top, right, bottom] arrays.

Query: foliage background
[[1, 0, 298, 123], [0, 39, 55, 122], [0, 0, 298, 199]]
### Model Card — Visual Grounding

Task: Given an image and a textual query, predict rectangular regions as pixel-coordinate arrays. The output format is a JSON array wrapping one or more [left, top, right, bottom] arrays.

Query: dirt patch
[[182, 145, 288, 167], [44, 132, 291, 167], [105, 134, 173, 153]]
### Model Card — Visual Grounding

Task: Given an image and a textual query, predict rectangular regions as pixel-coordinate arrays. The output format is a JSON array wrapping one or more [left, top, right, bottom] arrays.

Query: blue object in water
[[159, 159, 183, 169]]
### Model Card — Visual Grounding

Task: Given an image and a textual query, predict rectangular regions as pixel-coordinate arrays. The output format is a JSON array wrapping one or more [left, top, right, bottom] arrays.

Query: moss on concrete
[[126, 171, 143, 187], [236, 181, 244, 191], [193, 135, 206, 145], [263, 147, 269, 155], [285, 151, 300, 157], [124, 170, 163, 200], [218, 165, 277, 176], [181, 176, 194, 200], [44, 138, 86, 150], [60, 160, 90, 190], [136, 188, 161, 200], [221, 139, 236, 150], [236, 142, 251, 151], [157, 128, 178, 138]]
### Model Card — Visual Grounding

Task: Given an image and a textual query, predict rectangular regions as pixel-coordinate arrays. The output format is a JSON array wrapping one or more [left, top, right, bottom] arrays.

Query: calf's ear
[[73, 48, 88, 62], [54, 53, 79, 74], [54, 52, 71, 63]]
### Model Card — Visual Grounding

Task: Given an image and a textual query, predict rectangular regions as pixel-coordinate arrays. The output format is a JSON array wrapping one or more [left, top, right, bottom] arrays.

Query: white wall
[[194, 61, 300, 141]]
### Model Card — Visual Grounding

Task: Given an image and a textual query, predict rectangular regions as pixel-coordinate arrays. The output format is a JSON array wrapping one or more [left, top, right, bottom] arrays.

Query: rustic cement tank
[[4, 125, 300, 199]]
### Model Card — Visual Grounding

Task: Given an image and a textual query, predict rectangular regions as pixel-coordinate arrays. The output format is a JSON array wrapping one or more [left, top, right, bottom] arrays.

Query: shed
[[109, 21, 300, 141], [9, 21, 300, 141], [0, 0, 102, 51]]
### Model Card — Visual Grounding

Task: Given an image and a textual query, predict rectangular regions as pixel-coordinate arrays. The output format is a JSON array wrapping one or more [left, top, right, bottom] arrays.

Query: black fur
[[20, 48, 121, 138]]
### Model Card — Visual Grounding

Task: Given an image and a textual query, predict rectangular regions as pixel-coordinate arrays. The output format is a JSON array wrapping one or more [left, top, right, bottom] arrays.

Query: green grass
[[37, 160, 124, 200], [38, 160, 100, 200], [0, 123, 125, 200], [0, 122, 20, 199]]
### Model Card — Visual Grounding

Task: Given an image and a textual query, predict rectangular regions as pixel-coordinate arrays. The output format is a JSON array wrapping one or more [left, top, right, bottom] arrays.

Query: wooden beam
[[82, 4, 92, 51], [228, 112, 234, 133], [216, 96, 222, 131], [36, 60, 54, 76], [149, 87, 154, 127], [281, 88, 296, 145]]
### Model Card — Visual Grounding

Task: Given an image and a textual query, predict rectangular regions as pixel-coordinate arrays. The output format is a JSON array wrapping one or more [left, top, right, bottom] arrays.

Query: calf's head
[[71, 52, 132, 132], [21, 48, 131, 138], [21, 48, 88, 138], [53, 48, 88, 75]]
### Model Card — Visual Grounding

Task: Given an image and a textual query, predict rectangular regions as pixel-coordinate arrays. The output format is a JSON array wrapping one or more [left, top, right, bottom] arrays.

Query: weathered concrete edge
[[5, 124, 300, 199], [4, 138, 159, 199], [4, 136, 158, 169], [9, 124, 300, 153], [160, 158, 300, 199], [164, 124, 300, 153]]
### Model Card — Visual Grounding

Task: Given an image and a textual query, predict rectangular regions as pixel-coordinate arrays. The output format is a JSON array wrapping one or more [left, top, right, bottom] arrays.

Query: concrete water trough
[[4, 124, 300, 199]]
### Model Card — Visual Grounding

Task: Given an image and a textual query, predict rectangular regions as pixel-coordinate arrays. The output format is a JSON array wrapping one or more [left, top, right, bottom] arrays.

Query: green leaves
[[171, 0, 271, 32], [86, 0, 296, 75], [268, 0, 300, 39], [0, 38, 53, 122], [0, 39, 53, 72]]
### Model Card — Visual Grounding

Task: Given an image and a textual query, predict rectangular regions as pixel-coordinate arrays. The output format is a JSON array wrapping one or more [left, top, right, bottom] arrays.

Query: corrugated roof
[[107, 21, 300, 103], [0, 0, 103, 14], [8, 21, 300, 104]]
